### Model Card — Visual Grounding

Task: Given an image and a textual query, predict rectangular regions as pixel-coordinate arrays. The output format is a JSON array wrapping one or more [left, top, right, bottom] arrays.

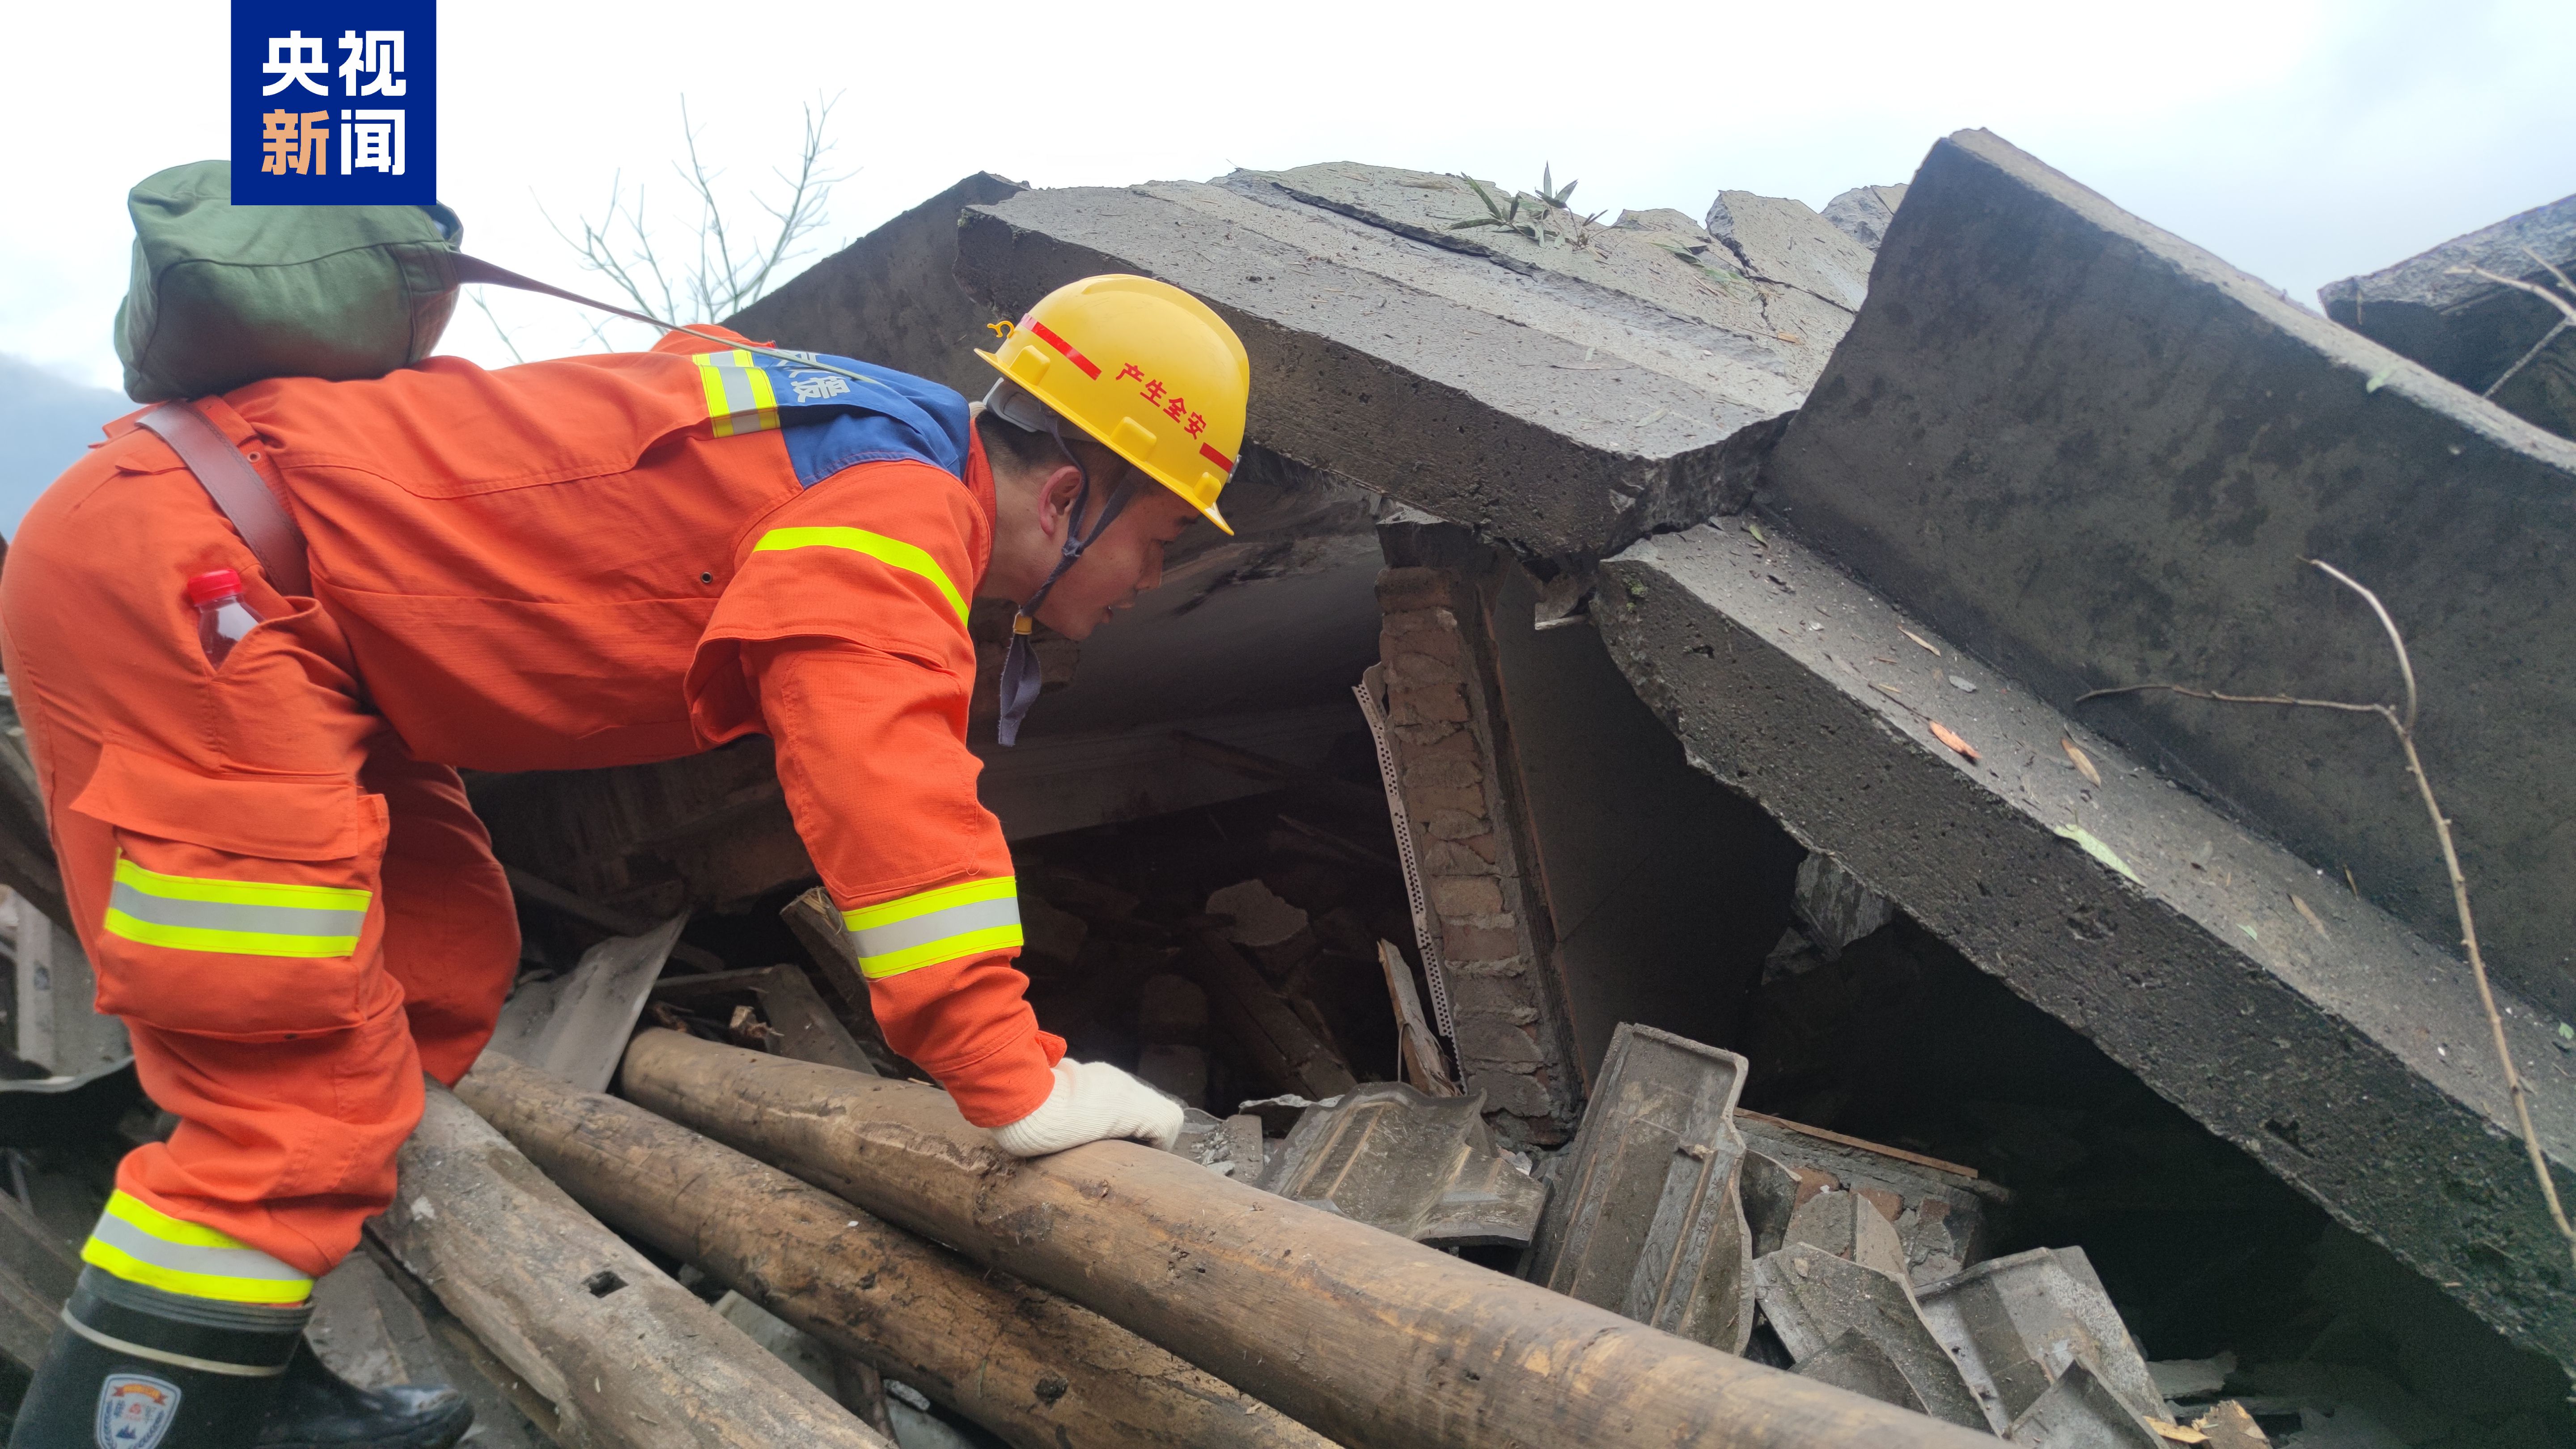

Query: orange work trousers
[[0, 447, 519, 1290]]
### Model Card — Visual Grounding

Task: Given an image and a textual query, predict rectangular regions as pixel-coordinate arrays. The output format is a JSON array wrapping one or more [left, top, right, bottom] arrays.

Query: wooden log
[[457, 1054, 1328, 1449], [621, 1030, 2000, 1449], [1187, 932, 1356, 1099], [371, 1080, 888, 1449]]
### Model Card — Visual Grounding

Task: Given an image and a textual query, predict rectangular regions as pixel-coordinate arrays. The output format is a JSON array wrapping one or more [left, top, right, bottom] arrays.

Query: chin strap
[[996, 428, 1138, 748]]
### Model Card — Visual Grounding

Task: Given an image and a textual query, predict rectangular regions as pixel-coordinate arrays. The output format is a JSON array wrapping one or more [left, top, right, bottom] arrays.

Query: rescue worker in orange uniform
[[0, 275, 1242, 1448]]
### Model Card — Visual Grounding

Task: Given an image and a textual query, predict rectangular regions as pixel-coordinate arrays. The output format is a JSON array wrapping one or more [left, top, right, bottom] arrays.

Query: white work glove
[[989, 1059, 1184, 1157]]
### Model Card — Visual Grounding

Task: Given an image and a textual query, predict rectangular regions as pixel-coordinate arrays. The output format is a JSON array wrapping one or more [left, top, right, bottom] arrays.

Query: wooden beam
[[371, 1080, 889, 1449], [620, 1031, 2000, 1449], [503, 866, 725, 974], [780, 888, 907, 1074], [1187, 932, 1356, 1099], [457, 1055, 1328, 1449]]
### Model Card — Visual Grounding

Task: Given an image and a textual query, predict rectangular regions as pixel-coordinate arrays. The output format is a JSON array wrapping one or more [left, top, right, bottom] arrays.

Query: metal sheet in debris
[[485, 915, 687, 1093], [1263, 1083, 1546, 1248], [1526, 1023, 1755, 1352]]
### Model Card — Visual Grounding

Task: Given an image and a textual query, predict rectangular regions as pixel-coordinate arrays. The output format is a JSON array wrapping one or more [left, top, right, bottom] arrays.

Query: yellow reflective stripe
[[105, 1192, 254, 1249], [112, 856, 367, 912], [856, 924, 1025, 981], [82, 1193, 313, 1305], [104, 854, 368, 959], [843, 877, 1022, 980], [753, 527, 970, 627], [81, 1239, 314, 1305], [699, 349, 780, 438], [843, 876, 1018, 932]]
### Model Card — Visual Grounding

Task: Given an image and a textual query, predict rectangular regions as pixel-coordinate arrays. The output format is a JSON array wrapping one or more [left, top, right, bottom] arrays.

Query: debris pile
[[2, 125, 2572, 1448]]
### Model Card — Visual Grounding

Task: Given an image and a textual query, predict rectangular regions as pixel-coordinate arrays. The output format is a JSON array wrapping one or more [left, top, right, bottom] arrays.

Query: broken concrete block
[[1821, 184, 1908, 251], [1135, 1045, 1208, 1110], [1208, 879, 1315, 979], [1017, 893, 1089, 968], [2148, 1352, 2237, 1404], [1762, 127, 2576, 1034], [1790, 852, 1894, 959], [1527, 1025, 1756, 1353], [1752, 1243, 1988, 1430], [2319, 192, 2576, 441], [1916, 1246, 2161, 1431], [1783, 1188, 1911, 1287], [2003, 1359, 2165, 1449], [1187, 932, 1358, 1101], [1135, 972, 1210, 1045], [1704, 189, 1876, 313], [2188, 1400, 2271, 1449], [1595, 516, 2576, 1372], [954, 164, 1844, 559], [1261, 1083, 1546, 1250]]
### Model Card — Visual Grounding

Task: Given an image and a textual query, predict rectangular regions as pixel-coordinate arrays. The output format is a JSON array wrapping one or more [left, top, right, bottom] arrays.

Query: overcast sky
[[6, 0, 2572, 390]]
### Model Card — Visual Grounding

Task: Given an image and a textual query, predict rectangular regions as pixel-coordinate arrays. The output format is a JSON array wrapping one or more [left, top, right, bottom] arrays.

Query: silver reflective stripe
[[847, 895, 1022, 961], [107, 882, 367, 942], [58, 1311, 289, 1378], [88, 1216, 309, 1292], [708, 359, 758, 411]]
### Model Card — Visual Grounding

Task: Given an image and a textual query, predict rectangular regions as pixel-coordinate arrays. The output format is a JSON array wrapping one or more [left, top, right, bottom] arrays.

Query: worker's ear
[[1035, 463, 1085, 540]]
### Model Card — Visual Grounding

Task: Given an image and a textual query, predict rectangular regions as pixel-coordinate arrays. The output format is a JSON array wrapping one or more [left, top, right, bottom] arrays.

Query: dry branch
[[2077, 559, 2576, 1274]]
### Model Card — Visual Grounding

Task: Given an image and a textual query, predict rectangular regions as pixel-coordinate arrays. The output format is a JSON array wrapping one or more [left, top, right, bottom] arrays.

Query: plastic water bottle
[[187, 569, 261, 667]]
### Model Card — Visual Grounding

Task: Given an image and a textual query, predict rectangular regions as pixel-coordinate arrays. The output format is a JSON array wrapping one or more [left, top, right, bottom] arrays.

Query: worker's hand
[[989, 1059, 1184, 1157]]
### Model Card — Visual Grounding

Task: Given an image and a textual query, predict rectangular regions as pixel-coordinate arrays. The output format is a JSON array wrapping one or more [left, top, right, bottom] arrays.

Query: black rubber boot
[[250, 1339, 471, 1449], [8, 1266, 308, 1449]]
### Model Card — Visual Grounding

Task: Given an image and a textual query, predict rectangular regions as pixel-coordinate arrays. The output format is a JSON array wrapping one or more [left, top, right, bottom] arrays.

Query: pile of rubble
[[0, 125, 2569, 1448]]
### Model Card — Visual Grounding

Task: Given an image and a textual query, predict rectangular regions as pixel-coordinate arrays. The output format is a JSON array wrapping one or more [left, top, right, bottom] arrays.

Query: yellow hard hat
[[977, 275, 1248, 535]]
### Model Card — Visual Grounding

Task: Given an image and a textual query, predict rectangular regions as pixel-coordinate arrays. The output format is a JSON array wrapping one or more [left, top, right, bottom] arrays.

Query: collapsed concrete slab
[[729, 172, 1027, 399], [2319, 193, 2576, 441], [1591, 517, 2576, 1373], [955, 162, 1860, 559], [1821, 186, 1908, 252], [1763, 129, 2576, 1022]]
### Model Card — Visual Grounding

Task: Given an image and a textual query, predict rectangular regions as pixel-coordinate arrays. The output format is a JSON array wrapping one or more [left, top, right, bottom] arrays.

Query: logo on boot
[[96, 1373, 182, 1449]]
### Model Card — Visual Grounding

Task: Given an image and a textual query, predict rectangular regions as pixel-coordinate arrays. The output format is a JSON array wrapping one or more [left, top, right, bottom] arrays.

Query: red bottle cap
[[185, 569, 244, 607]]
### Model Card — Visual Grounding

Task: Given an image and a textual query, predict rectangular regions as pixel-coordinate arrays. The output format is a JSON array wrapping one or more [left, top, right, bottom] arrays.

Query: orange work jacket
[[110, 328, 1061, 1124]]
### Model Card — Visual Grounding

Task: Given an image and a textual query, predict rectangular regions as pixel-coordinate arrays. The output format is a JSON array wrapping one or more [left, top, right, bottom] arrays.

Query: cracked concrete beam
[[1763, 128, 2576, 1022], [2318, 191, 2576, 441], [728, 172, 1023, 396], [1593, 518, 2576, 1376], [953, 165, 1854, 558]]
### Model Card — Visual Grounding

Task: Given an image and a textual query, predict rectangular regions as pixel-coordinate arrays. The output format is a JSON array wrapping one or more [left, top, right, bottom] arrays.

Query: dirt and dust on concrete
[[0, 130, 2570, 1449]]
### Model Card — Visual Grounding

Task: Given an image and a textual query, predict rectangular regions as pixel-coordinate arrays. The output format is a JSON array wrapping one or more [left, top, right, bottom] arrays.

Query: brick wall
[[1375, 566, 1580, 1145]]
